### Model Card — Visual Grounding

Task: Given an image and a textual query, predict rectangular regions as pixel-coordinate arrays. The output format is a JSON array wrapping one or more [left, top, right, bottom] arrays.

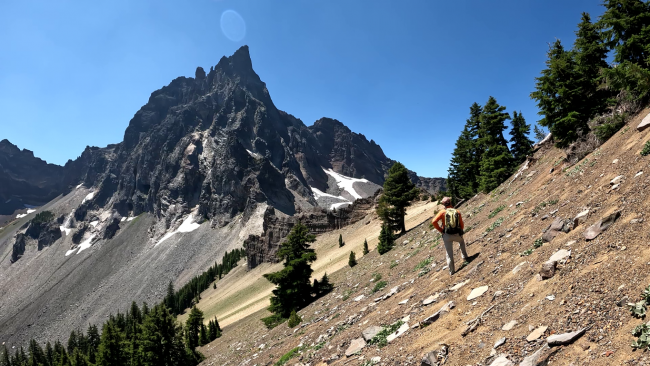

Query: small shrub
[[488, 205, 506, 219], [389, 260, 399, 269], [368, 321, 404, 348], [274, 346, 302, 366], [372, 273, 382, 282], [521, 249, 534, 256], [533, 238, 544, 248], [261, 314, 287, 329], [32, 211, 54, 224], [485, 217, 504, 233], [629, 301, 647, 318], [313, 341, 326, 350], [377, 224, 395, 255], [641, 141, 650, 156], [632, 324, 650, 350], [414, 258, 432, 272], [372, 280, 387, 293], [418, 267, 431, 277], [595, 113, 626, 142], [342, 289, 354, 301], [348, 251, 357, 267], [287, 310, 302, 328]]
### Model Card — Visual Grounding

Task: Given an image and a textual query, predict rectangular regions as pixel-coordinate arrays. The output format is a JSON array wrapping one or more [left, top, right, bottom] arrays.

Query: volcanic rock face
[[0, 140, 67, 214], [46, 45, 443, 242]]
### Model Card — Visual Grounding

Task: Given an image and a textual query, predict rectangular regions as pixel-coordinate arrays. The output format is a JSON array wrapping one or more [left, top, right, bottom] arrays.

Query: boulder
[[489, 356, 514, 366], [362, 325, 383, 341], [526, 326, 548, 342], [422, 293, 441, 305], [638, 112, 650, 131], [467, 286, 489, 301], [573, 209, 589, 228], [386, 322, 409, 343], [502, 320, 517, 331], [584, 211, 620, 240], [422, 301, 455, 325], [519, 344, 559, 366], [540, 261, 557, 279], [548, 249, 571, 263], [345, 337, 366, 356], [547, 327, 587, 346]]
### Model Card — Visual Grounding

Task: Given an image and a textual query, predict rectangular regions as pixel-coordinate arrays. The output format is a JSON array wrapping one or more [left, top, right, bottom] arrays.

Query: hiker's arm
[[459, 212, 464, 230], [431, 211, 444, 233]]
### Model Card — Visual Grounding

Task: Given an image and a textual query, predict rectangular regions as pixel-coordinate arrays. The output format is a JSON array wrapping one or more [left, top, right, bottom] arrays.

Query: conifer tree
[[348, 251, 357, 267], [165, 281, 176, 314], [377, 162, 419, 233], [599, 0, 650, 99], [338, 234, 344, 247], [46, 342, 54, 366], [28, 339, 47, 366], [448, 103, 482, 199], [185, 306, 204, 351], [478, 96, 514, 192], [1, 346, 9, 366], [139, 304, 190, 366], [377, 224, 395, 255], [263, 222, 318, 318], [531, 40, 583, 147], [67, 330, 78, 354], [71, 349, 88, 366], [313, 273, 333, 298], [509, 111, 534, 165], [199, 324, 209, 346], [96, 322, 124, 366], [362, 239, 369, 255], [287, 310, 302, 328], [574, 13, 611, 117]]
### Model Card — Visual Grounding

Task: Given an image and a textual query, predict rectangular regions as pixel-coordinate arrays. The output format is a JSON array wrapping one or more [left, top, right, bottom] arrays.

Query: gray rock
[[345, 337, 366, 356], [421, 301, 455, 325], [519, 344, 559, 366], [547, 327, 587, 346], [638, 112, 650, 131], [494, 337, 506, 349], [526, 326, 548, 342], [539, 261, 557, 279], [489, 356, 514, 366], [573, 209, 589, 228], [548, 249, 570, 263], [362, 326, 383, 341], [584, 211, 620, 240], [502, 320, 517, 331]]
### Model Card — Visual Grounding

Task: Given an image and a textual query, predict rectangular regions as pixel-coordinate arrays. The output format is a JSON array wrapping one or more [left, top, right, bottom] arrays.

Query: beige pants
[[443, 233, 468, 274]]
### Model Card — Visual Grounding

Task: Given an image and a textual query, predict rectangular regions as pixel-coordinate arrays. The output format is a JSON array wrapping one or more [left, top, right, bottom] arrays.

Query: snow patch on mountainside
[[155, 213, 201, 246], [16, 209, 36, 219], [323, 168, 369, 200]]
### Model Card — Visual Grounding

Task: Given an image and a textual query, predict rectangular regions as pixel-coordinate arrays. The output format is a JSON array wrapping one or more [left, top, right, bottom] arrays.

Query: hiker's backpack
[[444, 208, 462, 235]]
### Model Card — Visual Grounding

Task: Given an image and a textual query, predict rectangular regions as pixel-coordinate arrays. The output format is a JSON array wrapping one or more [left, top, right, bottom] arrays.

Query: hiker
[[431, 197, 469, 275]]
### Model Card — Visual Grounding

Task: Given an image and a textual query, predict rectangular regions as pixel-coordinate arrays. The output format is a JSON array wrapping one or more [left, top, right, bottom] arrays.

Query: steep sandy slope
[[197, 108, 650, 365]]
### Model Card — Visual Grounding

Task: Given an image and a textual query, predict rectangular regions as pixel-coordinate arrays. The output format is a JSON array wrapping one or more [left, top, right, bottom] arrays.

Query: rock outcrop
[[244, 193, 377, 269]]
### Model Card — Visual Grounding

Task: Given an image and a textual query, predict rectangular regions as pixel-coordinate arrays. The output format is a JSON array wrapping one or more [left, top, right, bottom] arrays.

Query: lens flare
[[220, 10, 246, 42]]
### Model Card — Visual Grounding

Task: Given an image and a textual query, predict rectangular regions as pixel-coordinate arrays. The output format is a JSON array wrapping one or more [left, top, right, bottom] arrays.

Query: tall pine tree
[[599, 0, 650, 99], [574, 12, 611, 117], [509, 111, 534, 165], [263, 222, 317, 318], [478, 96, 514, 192], [448, 103, 482, 199], [531, 40, 584, 147], [376, 162, 419, 233]]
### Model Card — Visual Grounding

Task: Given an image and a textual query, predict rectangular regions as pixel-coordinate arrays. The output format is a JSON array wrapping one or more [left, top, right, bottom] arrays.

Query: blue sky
[[0, 0, 604, 178]]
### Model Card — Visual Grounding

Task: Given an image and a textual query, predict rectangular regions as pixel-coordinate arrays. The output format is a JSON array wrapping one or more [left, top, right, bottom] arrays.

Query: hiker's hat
[[441, 197, 452, 206]]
